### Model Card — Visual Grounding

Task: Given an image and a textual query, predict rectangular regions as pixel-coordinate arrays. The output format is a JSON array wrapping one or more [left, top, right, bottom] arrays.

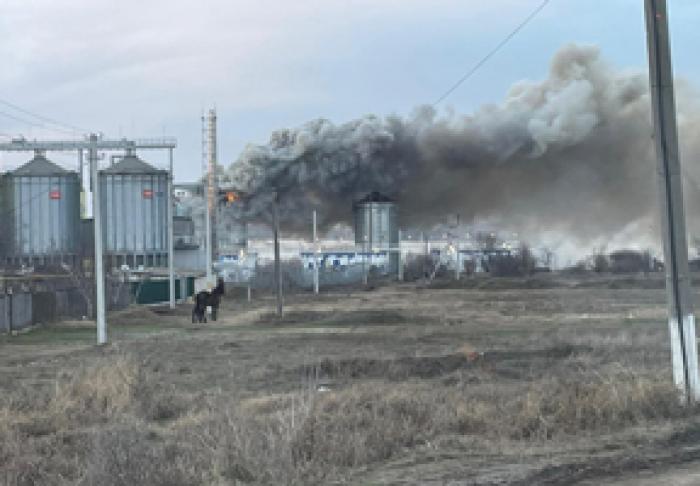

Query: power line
[[433, 0, 551, 106], [0, 98, 91, 135], [0, 108, 82, 137]]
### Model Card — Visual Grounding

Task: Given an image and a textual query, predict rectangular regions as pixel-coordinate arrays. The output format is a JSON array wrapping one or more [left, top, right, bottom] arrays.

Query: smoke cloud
[[227, 44, 700, 253]]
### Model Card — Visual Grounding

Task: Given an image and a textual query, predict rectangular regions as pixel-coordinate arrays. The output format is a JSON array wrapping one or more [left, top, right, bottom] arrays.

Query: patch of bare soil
[[108, 306, 162, 325], [299, 345, 591, 382], [513, 422, 700, 485], [255, 309, 410, 327]]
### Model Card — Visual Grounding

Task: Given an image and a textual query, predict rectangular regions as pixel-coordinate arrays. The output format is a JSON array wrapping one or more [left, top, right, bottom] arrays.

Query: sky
[[1, 0, 700, 182]]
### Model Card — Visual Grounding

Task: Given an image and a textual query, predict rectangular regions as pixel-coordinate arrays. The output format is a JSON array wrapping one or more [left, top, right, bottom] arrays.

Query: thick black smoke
[[227, 44, 700, 251]]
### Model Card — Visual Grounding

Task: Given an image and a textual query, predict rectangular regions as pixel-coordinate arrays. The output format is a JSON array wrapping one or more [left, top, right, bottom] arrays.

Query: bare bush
[[50, 355, 185, 426], [489, 245, 537, 277], [402, 255, 436, 281], [507, 370, 683, 439], [82, 426, 201, 486]]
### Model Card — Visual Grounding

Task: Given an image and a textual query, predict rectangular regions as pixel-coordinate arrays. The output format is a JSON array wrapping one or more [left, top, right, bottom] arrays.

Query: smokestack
[[206, 108, 218, 273]]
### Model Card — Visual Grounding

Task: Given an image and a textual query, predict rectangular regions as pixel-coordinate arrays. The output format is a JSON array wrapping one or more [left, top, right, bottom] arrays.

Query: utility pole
[[645, 0, 699, 402], [397, 229, 404, 281], [77, 149, 83, 189], [89, 134, 106, 345], [167, 147, 175, 308], [423, 231, 428, 279], [362, 235, 368, 286], [363, 207, 372, 286], [273, 192, 283, 317], [313, 210, 319, 294]]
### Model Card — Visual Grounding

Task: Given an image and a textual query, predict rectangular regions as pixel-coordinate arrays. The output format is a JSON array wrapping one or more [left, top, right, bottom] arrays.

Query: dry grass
[[2, 282, 698, 484], [0, 354, 689, 486]]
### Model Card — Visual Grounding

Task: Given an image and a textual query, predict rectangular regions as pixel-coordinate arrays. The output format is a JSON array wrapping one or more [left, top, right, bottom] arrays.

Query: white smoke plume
[[227, 44, 700, 253]]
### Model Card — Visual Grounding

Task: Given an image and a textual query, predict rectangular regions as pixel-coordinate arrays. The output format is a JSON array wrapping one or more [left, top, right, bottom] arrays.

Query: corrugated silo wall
[[0, 173, 80, 262], [100, 172, 168, 265], [0, 176, 8, 258], [353, 201, 399, 273]]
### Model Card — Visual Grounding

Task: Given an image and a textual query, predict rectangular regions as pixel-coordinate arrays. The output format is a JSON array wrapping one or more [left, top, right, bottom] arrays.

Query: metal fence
[[0, 293, 32, 332], [0, 281, 133, 333], [248, 259, 390, 290]]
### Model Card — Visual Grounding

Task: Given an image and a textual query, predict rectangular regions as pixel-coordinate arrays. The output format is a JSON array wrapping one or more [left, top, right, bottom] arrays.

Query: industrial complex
[[0, 109, 660, 337]]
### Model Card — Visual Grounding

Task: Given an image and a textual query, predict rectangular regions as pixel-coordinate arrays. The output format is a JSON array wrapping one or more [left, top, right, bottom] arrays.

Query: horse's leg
[[212, 305, 217, 321]]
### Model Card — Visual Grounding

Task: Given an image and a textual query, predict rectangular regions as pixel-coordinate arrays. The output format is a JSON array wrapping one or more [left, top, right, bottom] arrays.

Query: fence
[[0, 280, 134, 333], [247, 259, 393, 290], [0, 293, 32, 332]]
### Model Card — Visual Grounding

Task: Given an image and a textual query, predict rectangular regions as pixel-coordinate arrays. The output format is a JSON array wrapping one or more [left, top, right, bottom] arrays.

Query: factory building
[[353, 192, 399, 274], [99, 150, 168, 268], [0, 152, 81, 266]]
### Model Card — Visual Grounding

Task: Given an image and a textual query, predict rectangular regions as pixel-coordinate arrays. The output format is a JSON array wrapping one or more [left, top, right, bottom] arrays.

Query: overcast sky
[[1, 0, 699, 181]]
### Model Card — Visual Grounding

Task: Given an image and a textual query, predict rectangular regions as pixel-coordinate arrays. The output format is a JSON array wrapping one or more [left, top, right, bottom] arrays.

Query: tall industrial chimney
[[207, 109, 218, 264], [203, 108, 218, 281]]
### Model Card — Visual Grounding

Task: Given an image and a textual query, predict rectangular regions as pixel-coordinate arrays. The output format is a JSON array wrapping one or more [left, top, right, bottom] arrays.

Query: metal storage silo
[[99, 150, 168, 268], [0, 152, 81, 265], [353, 192, 399, 273]]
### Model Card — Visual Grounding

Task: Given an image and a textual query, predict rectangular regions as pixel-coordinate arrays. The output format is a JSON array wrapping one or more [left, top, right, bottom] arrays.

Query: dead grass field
[[2, 275, 700, 485]]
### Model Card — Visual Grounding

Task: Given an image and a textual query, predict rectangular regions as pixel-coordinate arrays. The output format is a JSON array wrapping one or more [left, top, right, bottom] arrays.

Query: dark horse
[[192, 278, 225, 323]]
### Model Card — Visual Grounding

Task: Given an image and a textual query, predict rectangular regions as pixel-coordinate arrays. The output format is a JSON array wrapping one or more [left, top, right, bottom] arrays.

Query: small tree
[[593, 253, 610, 273]]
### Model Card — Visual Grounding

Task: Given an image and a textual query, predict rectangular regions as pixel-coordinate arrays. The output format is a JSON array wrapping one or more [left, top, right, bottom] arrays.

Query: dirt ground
[[3, 275, 700, 485]]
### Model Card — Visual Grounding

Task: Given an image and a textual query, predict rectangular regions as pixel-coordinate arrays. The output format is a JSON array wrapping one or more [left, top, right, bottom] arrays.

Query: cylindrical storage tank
[[0, 153, 80, 265], [353, 192, 399, 274], [99, 152, 168, 268]]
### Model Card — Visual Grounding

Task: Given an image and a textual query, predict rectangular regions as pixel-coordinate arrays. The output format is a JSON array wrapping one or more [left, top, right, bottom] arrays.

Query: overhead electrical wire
[[0, 98, 92, 135], [433, 0, 551, 106], [0, 108, 83, 137]]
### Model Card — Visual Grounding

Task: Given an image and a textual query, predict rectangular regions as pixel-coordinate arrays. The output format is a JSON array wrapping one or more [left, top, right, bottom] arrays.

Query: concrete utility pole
[[89, 134, 107, 345], [313, 210, 319, 294], [273, 193, 283, 317], [645, 0, 699, 402], [77, 149, 83, 189], [167, 147, 175, 308], [397, 229, 404, 281], [423, 231, 428, 279], [363, 208, 372, 286], [362, 234, 368, 286]]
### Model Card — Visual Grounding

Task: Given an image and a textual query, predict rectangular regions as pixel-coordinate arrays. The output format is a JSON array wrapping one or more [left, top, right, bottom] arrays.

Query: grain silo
[[353, 192, 399, 273], [0, 151, 81, 265], [99, 150, 168, 268]]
